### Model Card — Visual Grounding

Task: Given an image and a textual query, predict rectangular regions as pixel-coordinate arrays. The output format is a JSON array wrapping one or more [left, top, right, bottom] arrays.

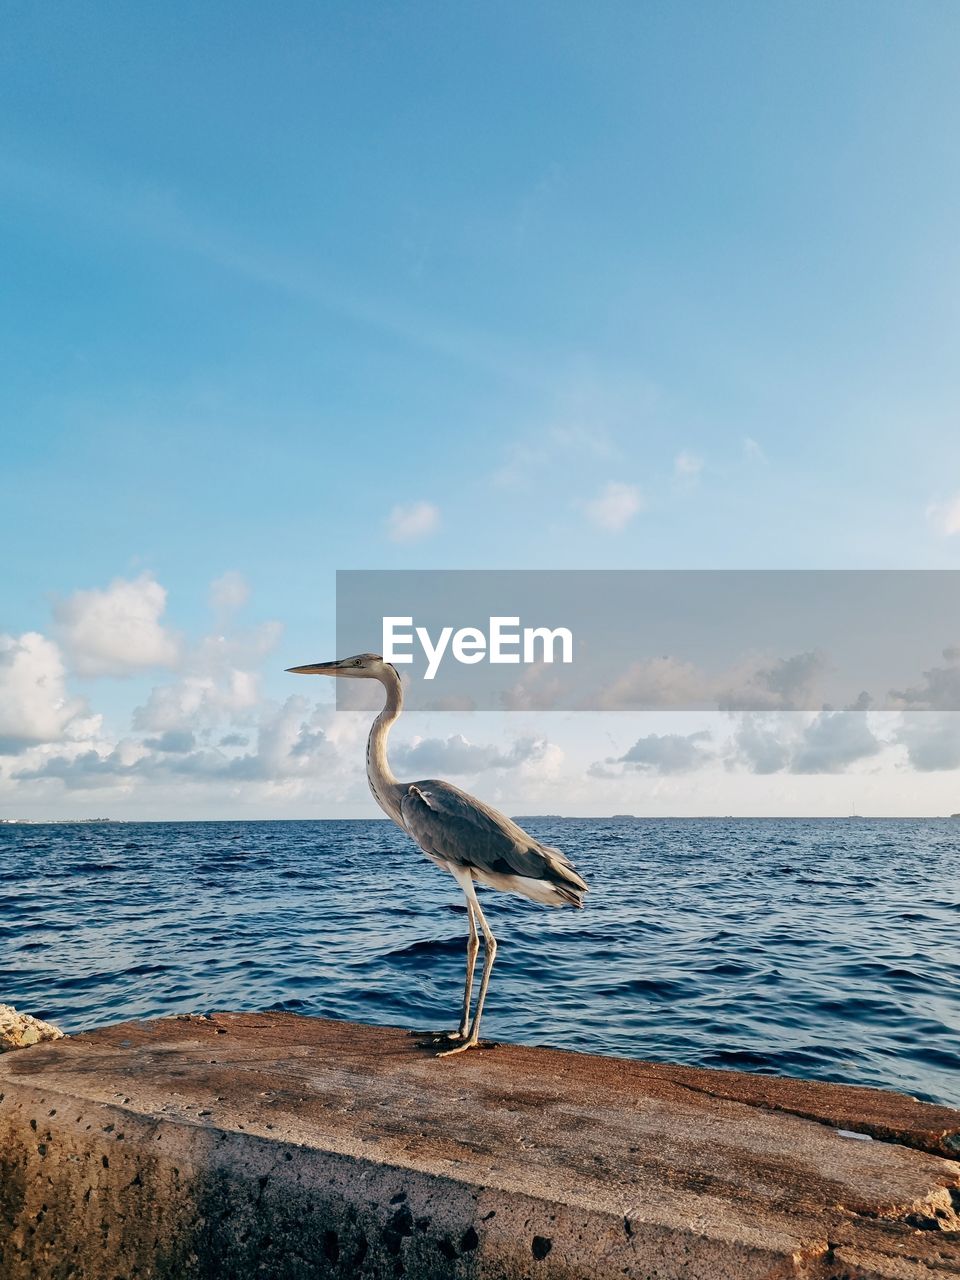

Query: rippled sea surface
[[2, 818, 958, 1105]]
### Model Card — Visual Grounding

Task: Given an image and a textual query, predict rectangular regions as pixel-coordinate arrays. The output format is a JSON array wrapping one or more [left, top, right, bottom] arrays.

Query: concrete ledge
[[1, 1013, 958, 1279]]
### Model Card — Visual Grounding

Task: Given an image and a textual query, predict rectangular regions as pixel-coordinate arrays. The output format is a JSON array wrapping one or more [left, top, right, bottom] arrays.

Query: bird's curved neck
[[366, 667, 404, 825]]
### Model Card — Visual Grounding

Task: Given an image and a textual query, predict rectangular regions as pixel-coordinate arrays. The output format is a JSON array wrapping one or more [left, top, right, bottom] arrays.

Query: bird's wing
[[399, 778, 587, 891]]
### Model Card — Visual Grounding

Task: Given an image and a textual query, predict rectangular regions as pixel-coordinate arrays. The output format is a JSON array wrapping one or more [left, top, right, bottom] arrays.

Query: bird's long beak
[[286, 661, 342, 676]]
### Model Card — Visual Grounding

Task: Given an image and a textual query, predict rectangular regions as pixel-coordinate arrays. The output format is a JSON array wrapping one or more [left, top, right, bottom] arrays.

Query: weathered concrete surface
[[0, 1013, 958, 1280], [0, 1005, 63, 1053]]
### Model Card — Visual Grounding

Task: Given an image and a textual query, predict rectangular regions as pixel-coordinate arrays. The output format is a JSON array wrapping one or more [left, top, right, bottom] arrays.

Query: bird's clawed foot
[[410, 1028, 468, 1047], [436, 1036, 480, 1057], [409, 1026, 487, 1055], [408, 1028, 494, 1056]]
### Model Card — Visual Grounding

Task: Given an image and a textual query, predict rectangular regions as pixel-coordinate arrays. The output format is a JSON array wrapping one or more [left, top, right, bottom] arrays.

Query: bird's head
[[286, 653, 390, 680]]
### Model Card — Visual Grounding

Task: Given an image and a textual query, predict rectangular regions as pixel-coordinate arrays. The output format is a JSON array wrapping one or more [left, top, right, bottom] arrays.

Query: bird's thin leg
[[466, 896, 497, 1041], [439, 877, 497, 1057], [450, 899, 480, 1041]]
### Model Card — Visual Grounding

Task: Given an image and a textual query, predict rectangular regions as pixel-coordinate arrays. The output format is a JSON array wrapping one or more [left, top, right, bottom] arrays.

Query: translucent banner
[[333, 570, 960, 712]]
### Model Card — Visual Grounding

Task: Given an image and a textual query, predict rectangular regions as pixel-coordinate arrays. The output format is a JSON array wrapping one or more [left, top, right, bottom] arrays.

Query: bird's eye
[[354, 659, 362, 666]]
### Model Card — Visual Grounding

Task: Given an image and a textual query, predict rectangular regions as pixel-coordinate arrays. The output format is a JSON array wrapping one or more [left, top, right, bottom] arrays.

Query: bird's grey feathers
[[399, 778, 588, 902]]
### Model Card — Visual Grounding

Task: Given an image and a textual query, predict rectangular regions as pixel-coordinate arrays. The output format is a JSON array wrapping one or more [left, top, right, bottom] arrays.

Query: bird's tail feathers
[[539, 843, 589, 902], [553, 883, 586, 909]]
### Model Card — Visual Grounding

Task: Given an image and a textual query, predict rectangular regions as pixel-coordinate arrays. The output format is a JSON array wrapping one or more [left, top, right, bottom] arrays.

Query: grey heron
[[287, 653, 589, 1055]]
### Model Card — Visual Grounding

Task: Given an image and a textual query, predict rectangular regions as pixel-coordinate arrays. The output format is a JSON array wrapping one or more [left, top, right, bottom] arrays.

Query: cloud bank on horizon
[[2, 571, 960, 819]]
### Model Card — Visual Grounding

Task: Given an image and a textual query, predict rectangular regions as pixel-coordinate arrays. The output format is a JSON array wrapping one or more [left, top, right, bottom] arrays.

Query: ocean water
[[1, 817, 958, 1107]]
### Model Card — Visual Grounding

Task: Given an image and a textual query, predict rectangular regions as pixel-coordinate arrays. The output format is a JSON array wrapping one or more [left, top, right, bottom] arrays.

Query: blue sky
[[3, 3, 960, 817]]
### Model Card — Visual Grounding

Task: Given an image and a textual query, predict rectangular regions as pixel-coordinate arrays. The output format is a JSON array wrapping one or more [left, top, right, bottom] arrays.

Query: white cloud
[[583, 481, 643, 532], [133, 670, 260, 733], [731, 710, 883, 775], [894, 713, 960, 771], [392, 733, 549, 776], [494, 423, 613, 488], [743, 436, 766, 462], [54, 573, 180, 677], [674, 450, 704, 479], [717, 651, 828, 712], [132, 610, 281, 734], [194, 620, 283, 672], [209, 570, 250, 612], [593, 651, 828, 713], [889, 646, 960, 710], [143, 729, 196, 754], [15, 741, 145, 791], [596, 657, 708, 710], [592, 709, 885, 780], [500, 662, 567, 711], [387, 501, 440, 542], [789, 710, 882, 774], [591, 730, 714, 777], [19, 696, 361, 795], [0, 632, 99, 754], [223, 696, 339, 782], [5, 583, 292, 805], [926, 493, 960, 536], [731, 716, 791, 775]]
